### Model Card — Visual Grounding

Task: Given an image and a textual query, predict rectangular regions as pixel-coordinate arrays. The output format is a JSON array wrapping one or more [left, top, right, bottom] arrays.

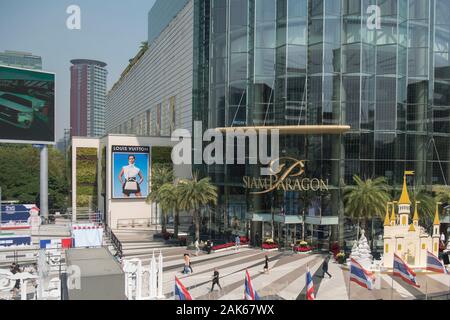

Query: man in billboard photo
[[118, 155, 144, 198]]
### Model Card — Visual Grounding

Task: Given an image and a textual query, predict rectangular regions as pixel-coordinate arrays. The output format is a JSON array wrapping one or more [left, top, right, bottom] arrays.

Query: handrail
[[105, 226, 123, 259]]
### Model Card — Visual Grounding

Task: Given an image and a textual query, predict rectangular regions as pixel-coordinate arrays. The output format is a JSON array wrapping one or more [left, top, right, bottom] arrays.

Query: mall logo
[[172, 121, 279, 175], [243, 158, 329, 195]]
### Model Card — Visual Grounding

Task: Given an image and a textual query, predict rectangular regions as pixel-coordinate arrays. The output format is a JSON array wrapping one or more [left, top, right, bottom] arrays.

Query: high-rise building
[[106, 0, 193, 136], [193, 0, 450, 245], [70, 59, 108, 137], [0, 50, 42, 70]]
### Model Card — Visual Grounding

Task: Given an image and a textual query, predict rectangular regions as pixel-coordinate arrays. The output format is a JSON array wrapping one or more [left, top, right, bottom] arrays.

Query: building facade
[[0, 50, 42, 70], [193, 0, 450, 246], [106, 0, 193, 136], [70, 59, 108, 137]]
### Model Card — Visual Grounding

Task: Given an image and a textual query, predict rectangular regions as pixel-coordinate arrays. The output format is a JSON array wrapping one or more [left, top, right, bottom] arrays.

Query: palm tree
[[415, 189, 436, 230], [158, 182, 183, 238], [146, 165, 174, 233], [178, 175, 218, 241], [344, 175, 391, 240], [434, 185, 450, 206]]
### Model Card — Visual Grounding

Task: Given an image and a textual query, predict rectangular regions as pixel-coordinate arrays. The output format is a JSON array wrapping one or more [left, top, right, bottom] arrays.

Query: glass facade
[[193, 0, 450, 245]]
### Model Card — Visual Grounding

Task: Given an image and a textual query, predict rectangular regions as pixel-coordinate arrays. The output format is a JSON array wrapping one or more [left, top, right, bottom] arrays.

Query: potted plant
[[336, 252, 346, 265]]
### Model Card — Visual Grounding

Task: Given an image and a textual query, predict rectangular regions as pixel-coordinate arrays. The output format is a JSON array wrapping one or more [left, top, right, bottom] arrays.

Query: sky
[[0, 0, 156, 141]]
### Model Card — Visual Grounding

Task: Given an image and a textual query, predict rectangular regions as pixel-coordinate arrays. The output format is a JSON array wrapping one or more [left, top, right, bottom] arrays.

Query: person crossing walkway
[[210, 268, 222, 292], [320, 256, 332, 278]]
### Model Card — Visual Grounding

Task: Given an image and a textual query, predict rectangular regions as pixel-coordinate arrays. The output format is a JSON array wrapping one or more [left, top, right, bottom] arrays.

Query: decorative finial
[[434, 202, 442, 226], [384, 202, 392, 226], [413, 201, 420, 222], [398, 171, 414, 205]]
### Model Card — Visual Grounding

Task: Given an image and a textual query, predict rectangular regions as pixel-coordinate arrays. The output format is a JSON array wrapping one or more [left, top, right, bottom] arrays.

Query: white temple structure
[[350, 230, 373, 269], [383, 172, 441, 269]]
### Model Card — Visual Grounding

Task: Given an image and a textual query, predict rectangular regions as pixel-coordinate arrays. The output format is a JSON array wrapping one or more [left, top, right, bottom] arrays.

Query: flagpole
[[425, 278, 428, 300]]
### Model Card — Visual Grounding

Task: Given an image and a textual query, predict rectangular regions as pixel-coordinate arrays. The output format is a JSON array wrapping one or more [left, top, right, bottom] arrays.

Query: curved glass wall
[[193, 0, 450, 244]]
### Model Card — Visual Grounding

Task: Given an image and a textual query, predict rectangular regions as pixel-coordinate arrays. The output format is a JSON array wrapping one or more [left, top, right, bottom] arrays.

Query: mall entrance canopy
[[216, 125, 351, 135]]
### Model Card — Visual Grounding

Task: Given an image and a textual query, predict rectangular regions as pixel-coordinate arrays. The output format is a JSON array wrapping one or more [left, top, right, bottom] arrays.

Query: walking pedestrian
[[182, 254, 191, 274], [263, 254, 269, 274], [195, 239, 200, 256], [210, 268, 222, 292], [321, 255, 332, 278], [255, 232, 260, 248], [235, 235, 241, 251]]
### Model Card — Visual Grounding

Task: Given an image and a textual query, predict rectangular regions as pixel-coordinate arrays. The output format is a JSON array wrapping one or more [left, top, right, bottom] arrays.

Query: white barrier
[[123, 251, 164, 300]]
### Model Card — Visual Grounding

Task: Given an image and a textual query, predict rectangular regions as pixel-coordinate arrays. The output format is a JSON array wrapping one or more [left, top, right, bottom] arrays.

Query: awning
[[305, 216, 339, 226]]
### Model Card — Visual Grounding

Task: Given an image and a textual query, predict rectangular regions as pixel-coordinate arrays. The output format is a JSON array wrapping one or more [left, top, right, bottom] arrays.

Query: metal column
[[40, 145, 49, 222]]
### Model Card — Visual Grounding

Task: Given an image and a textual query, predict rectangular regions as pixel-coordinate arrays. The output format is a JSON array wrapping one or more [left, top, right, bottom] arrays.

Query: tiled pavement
[[125, 247, 450, 300]]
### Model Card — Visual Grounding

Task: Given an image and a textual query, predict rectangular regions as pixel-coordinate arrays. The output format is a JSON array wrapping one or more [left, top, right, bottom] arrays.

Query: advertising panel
[[112, 146, 150, 199], [0, 65, 55, 144]]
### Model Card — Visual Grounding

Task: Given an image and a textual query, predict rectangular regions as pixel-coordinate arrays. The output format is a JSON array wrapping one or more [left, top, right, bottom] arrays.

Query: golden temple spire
[[413, 201, 420, 222], [384, 202, 392, 227], [390, 201, 397, 225], [398, 172, 414, 205], [408, 224, 416, 232], [434, 202, 442, 226]]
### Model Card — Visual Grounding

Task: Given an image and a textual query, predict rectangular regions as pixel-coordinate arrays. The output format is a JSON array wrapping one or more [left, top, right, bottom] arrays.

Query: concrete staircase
[[105, 229, 175, 259]]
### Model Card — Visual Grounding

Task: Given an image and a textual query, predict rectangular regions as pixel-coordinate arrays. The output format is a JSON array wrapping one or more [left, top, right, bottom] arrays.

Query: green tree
[[344, 175, 391, 239], [146, 165, 174, 233], [178, 175, 218, 241], [434, 185, 450, 206], [158, 182, 183, 238], [0, 144, 68, 210]]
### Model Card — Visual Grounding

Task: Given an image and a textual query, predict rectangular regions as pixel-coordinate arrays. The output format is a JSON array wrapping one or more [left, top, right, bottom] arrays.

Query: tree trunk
[[195, 209, 200, 242], [174, 209, 180, 238], [161, 210, 167, 234]]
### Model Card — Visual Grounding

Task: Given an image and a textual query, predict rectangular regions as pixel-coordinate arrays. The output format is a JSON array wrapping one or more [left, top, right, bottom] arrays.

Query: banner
[[1, 204, 38, 230], [112, 145, 150, 199], [40, 238, 73, 249], [0, 235, 32, 248], [72, 225, 103, 248]]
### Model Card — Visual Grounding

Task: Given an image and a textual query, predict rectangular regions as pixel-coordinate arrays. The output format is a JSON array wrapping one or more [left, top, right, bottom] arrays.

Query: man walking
[[255, 232, 260, 248], [321, 255, 332, 278], [211, 268, 222, 292], [235, 235, 241, 251]]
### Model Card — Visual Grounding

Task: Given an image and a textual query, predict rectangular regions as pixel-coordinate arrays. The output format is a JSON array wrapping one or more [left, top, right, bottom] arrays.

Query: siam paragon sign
[[243, 158, 329, 195]]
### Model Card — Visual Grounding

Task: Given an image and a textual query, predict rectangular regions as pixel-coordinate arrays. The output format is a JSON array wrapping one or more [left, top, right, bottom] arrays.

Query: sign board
[[0, 235, 32, 247], [1, 204, 38, 230], [111, 146, 150, 199]]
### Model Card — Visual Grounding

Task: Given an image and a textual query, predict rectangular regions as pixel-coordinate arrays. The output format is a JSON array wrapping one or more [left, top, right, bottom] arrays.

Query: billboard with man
[[0, 65, 55, 144]]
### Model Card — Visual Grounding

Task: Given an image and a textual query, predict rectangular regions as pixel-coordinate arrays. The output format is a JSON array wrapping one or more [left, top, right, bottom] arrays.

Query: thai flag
[[244, 270, 260, 300], [350, 259, 376, 290], [306, 267, 315, 300], [175, 277, 193, 300], [393, 254, 420, 288], [426, 251, 449, 274]]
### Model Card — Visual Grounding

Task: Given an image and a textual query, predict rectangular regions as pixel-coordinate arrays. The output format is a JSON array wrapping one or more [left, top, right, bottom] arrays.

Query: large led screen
[[0, 65, 55, 144]]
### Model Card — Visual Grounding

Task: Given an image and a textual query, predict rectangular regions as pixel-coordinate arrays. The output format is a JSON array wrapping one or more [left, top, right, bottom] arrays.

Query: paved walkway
[[125, 248, 450, 300]]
